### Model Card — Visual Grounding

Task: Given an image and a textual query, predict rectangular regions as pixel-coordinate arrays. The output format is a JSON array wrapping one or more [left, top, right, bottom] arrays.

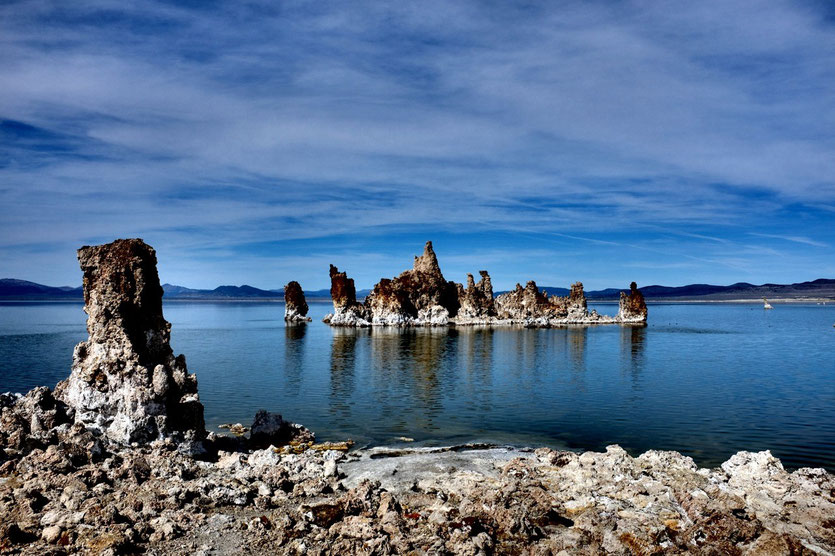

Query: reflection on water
[[621, 325, 646, 382], [283, 323, 307, 397], [329, 328, 364, 421], [567, 327, 588, 372], [2, 302, 835, 471], [326, 325, 599, 439], [459, 328, 494, 417]]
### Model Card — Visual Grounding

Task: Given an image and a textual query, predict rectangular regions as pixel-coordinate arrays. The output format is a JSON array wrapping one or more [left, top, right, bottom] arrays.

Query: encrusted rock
[[0, 387, 70, 454], [361, 241, 459, 326], [618, 281, 648, 322], [54, 238, 206, 446], [457, 271, 495, 318], [283, 281, 311, 323], [323, 265, 370, 326], [325, 241, 647, 327]]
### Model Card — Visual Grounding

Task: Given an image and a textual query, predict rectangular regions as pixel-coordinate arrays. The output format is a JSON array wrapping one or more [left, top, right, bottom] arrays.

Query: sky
[[1, 0, 834, 291]]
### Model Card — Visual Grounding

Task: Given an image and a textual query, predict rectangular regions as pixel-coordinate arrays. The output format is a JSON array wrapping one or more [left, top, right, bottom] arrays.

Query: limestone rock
[[325, 241, 647, 327], [323, 265, 370, 326], [567, 281, 588, 319], [283, 281, 311, 323], [327, 241, 459, 326], [362, 241, 459, 325], [0, 387, 70, 453], [54, 238, 206, 446], [457, 271, 495, 318], [329, 264, 358, 310], [617, 282, 647, 322]]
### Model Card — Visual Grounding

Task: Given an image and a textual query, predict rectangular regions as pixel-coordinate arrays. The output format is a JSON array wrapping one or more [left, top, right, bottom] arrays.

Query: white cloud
[[0, 0, 833, 287]]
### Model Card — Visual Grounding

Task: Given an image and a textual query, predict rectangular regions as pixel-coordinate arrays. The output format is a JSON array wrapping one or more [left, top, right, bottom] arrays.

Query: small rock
[[41, 525, 62, 544], [324, 460, 338, 478]]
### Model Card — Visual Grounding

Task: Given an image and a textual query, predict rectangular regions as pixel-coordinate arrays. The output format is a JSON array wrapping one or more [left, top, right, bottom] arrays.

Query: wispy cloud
[[749, 233, 829, 248], [1, 0, 834, 289]]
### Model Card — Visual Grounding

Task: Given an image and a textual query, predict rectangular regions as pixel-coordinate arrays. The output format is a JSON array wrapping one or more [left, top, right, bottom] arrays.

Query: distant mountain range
[[158, 284, 372, 300], [534, 278, 835, 301], [0, 279, 83, 299], [0, 279, 366, 301], [2, 278, 834, 301]]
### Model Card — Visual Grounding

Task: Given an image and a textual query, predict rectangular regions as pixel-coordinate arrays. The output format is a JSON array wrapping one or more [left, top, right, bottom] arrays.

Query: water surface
[[1, 301, 833, 471]]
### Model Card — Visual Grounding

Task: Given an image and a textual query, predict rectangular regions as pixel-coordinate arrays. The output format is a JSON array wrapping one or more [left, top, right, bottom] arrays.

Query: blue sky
[[1, 0, 834, 290]]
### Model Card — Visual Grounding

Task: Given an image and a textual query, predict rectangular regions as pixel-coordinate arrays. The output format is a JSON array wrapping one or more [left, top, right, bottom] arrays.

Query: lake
[[1, 301, 834, 471]]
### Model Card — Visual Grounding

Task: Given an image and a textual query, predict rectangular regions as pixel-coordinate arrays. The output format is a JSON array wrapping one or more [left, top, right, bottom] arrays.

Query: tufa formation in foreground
[[54, 239, 206, 447], [283, 281, 311, 323], [324, 241, 648, 327]]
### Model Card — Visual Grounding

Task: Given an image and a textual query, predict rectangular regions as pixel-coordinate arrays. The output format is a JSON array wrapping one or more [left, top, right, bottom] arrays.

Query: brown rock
[[618, 282, 647, 322], [324, 265, 370, 325], [457, 271, 495, 318], [493, 280, 590, 321], [362, 241, 460, 324], [324, 240, 645, 326], [329, 264, 358, 310], [0, 387, 70, 453], [54, 238, 206, 446], [283, 281, 310, 322]]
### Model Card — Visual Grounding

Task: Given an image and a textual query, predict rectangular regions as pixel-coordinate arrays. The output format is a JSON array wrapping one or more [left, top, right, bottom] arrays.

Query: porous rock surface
[[1, 427, 833, 554], [283, 281, 311, 323], [53, 239, 206, 447], [618, 281, 649, 322], [325, 241, 648, 327], [323, 265, 371, 326]]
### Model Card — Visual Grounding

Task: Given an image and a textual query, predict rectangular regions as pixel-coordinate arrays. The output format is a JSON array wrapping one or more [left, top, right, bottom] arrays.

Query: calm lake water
[[1, 301, 834, 471]]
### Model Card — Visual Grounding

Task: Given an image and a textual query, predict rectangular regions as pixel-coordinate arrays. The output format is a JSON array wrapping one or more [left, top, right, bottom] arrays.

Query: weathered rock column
[[284, 281, 311, 322], [457, 270, 495, 318], [323, 265, 370, 325], [566, 282, 588, 320], [617, 282, 648, 323], [55, 239, 206, 445]]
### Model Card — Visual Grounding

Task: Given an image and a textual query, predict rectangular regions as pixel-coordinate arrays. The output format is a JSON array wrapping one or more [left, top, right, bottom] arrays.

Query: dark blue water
[[1, 301, 834, 471]]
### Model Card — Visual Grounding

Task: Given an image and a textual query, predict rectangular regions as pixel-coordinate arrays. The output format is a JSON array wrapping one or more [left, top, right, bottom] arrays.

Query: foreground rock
[[0, 435, 832, 554], [283, 281, 311, 323], [325, 241, 648, 327], [53, 239, 206, 448]]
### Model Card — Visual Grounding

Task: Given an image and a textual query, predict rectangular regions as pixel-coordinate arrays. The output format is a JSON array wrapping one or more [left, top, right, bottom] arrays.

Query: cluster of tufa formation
[[491, 280, 589, 323], [283, 281, 311, 323], [54, 239, 206, 447], [324, 241, 647, 327]]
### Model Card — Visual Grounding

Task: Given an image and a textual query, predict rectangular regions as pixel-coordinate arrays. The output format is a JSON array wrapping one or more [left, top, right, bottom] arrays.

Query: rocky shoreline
[[2, 238, 834, 554], [323, 242, 648, 327], [2, 423, 834, 554]]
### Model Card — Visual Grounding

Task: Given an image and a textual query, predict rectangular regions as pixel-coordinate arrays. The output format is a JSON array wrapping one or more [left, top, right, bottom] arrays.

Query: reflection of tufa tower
[[328, 329, 365, 423], [283, 321, 307, 397], [567, 327, 588, 371], [621, 325, 647, 383]]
